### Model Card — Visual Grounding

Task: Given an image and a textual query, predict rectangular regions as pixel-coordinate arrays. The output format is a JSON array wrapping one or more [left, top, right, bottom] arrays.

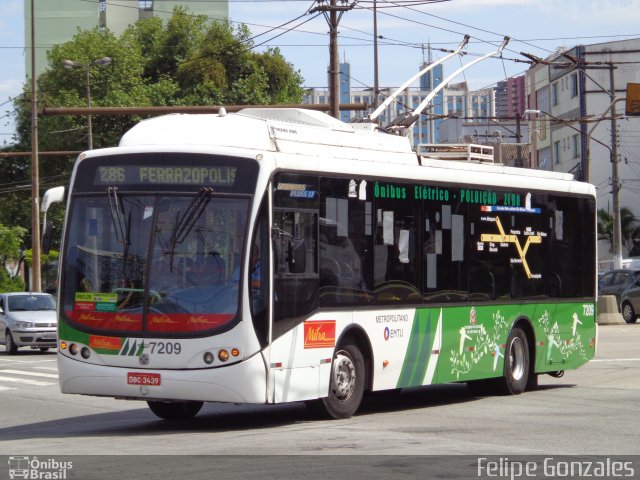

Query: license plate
[[40, 334, 56, 340], [127, 372, 161, 386]]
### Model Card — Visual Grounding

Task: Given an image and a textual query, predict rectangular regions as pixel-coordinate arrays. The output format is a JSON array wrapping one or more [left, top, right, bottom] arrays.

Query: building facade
[[25, 0, 228, 78], [495, 75, 526, 118], [525, 38, 640, 261]]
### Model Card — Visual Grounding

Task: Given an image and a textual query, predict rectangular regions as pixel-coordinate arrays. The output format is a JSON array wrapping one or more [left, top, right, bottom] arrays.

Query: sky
[[2, 0, 640, 146]]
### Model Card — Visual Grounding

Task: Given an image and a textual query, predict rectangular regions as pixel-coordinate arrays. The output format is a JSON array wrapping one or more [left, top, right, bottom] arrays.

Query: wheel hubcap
[[509, 337, 525, 381], [332, 351, 356, 400]]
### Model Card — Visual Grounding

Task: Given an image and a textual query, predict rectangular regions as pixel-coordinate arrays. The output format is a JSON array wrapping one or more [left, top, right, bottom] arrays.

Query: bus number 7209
[[147, 342, 182, 355]]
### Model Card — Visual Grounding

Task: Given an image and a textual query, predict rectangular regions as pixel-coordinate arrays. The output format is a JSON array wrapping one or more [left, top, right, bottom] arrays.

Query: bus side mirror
[[41, 186, 65, 253], [288, 238, 306, 274]]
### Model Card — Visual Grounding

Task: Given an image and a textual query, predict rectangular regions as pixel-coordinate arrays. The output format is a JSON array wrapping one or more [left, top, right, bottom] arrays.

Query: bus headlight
[[203, 352, 214, 364], [69, 343, 79, 355], [81, 347, 91, 359]]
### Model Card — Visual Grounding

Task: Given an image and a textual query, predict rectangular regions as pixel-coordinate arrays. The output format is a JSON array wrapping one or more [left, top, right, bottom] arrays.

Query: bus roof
[[118, 108, 416, 165], [113, 107, 593, 196]]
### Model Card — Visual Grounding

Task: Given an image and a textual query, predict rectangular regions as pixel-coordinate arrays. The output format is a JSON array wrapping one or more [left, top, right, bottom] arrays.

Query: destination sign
[[95, 165, 237, 187]]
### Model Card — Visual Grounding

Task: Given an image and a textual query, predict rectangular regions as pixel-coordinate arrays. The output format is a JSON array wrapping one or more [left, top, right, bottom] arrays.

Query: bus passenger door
[[271, 209, 319, 337], [269, 208, 322, 403]]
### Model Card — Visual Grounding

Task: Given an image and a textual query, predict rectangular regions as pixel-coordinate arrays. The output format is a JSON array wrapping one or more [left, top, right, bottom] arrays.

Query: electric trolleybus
[[47, 38, 596, 420], [46, 105, 597, 420]]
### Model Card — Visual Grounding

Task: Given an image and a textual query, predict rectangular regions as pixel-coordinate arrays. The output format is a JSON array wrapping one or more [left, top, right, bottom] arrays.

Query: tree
[[0, 224, 27, 292], [3, 6, 305, 252], [597, 207, 639, 255]]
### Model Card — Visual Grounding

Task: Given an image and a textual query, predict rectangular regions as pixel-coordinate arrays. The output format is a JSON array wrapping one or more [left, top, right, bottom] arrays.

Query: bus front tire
[[147, 400, 203, 420], [497, 326, 530, 395], [315, 341, 365, 419]]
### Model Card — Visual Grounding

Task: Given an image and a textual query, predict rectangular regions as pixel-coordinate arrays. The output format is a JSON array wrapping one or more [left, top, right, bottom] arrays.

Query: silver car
[[0, 292, 57, 354]]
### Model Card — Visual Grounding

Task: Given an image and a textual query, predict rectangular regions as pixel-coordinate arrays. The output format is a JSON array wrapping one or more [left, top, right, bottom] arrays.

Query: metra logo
[[304, 320, 336, 348], [89, 335, 121, 350], [115, 314, 138, 323], [79, 313, 99, 322], [384, 326, 404, 341]]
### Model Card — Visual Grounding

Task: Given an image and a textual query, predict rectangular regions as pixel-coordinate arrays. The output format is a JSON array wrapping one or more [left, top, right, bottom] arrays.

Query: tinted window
[[319, 177, 373, 306]]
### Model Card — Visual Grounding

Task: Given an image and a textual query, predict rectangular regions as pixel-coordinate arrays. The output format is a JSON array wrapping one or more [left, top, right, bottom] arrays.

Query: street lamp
[[524, 108, 622, 269], [63, 57, 112, 149]]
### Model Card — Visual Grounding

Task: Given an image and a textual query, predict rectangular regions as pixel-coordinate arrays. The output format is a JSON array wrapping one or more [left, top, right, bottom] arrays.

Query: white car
[[0, 292, 57, 354]]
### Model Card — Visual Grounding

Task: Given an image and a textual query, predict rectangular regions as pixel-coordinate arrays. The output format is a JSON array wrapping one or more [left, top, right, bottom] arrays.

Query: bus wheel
[[498, 327, 530, 395], [147, 401, 203, 420], [319, 341, 365, 419]]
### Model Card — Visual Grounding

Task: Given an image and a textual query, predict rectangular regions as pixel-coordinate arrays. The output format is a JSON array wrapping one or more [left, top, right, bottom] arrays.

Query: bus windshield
[[61, 189, 252, 336]]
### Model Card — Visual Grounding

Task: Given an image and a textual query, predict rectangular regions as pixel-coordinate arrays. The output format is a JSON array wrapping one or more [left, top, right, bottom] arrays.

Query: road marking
[[592, 358, 640, 362], [0, 358, 27, 363], [0, 375, 54, 386], [0, 385, 16, 391], [1, 369, 58, 378]]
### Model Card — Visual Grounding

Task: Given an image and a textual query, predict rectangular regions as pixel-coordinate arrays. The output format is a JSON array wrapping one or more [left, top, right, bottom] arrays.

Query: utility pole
[[373, 0, 379, 112], [311, 1, 355, 119], [609, 62, 623, 269], [515, 114, 522, 167], [329, 1, 339, 119], [30, 0, 41, 292]]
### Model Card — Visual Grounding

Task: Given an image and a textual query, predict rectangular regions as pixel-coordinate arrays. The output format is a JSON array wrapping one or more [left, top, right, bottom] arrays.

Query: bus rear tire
[[317, 340, 365, 419], [497, 326, 530, 395], [147, 400, 203, 420]]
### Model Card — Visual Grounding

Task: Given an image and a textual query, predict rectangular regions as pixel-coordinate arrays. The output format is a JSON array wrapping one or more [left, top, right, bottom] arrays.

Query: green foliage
[[3, 6, 305, 256], [256, 48, 305, 104], [0, 224, 27, 269], [0, 269, 25, 293], [0, 224, 27, 292], [597, 207, 639, 254]]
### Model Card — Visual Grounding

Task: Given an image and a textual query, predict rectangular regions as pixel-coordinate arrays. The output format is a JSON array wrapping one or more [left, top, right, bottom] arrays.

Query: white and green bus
[[50, 107, 597, 420]]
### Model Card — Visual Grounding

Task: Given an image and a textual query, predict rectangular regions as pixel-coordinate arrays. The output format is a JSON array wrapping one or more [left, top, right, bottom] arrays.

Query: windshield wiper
[[107, 187, 130, 245], [169, 187, 213, 248]]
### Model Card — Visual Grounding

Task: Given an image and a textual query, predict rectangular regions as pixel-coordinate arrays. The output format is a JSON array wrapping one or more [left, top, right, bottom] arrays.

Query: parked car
[[0, 292, 57, 354], [620, 281, 640, 324], [597, 269, 640, 310]]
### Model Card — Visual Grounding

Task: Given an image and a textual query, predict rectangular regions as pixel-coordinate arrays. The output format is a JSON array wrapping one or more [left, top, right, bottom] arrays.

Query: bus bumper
[[57, 352, 268, 404]]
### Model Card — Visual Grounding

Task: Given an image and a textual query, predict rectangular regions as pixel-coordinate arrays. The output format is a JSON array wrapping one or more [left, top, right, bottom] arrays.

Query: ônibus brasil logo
[[8, 456, 72, 479]]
